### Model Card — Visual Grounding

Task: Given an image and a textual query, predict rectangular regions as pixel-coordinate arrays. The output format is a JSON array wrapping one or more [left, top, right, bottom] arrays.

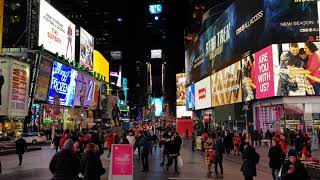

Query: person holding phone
[[280, 149, 308, 180]]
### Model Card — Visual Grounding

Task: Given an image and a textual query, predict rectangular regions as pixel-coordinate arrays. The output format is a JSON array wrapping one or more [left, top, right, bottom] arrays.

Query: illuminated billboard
[[38, 0, 76, 62], [80, 27, 94, 70], [151, 49, 162, 59], [149, 4, 162, 14], [176, 73, 186, 106], [151, 98, 163, 117], [93, 50, 109, 83], [48, 61, 77, 106], [34, 57, 52, 101], [195, 77, 211, 110], [73, 72, 95, 107], [186, 84, 195, 110]]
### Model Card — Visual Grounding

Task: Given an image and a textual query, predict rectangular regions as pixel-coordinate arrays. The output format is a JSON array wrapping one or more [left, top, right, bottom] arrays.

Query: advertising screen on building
[[151, 98, 163, 117], [34, 57, 52, 101], [80, 27, 94, 70], [149, 4, 162, 14], [176, 106, 192, 118], [8, 60, 30, 116], [195, 77, 211, 110], [38, 0, 76, 62], [73, 72, 95, 107], [176, 73, 186, 106], [211, 61, 242, 107], [187, 0, 318, 85], [0, 59, 9, 115], [48, 61, 77, 106], [91, 80, 100, 110], [186, 84, 195, 110], [93, 50, 109, 83], [151, 49, 162, 59]]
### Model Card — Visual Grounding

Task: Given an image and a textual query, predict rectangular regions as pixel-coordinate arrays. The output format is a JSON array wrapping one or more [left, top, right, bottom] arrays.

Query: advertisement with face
[[48, 61, 77, 106], [151, 98, 163, 117], [195, 77, 211, 110], [186, 84, 195, 110], [80, 27, 94, 70], [38, 0, 76, 62], [84, 75, 95, 107], [242, 53, 256, 101], [8, 60, 30, 116], [91, 80, 100, 110], [211, 61, 242, 107], [176, 73, 186, 106], [0, 59, 10, 115], [275, 41, 320, 97], [34, 57, 52, 101], [187, 0, 318, 84]]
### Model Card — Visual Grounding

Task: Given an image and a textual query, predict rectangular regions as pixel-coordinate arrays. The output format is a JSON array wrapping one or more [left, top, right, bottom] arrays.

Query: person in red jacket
[[280, 135, 287, 154], [60, 133, 70, 150], [304, 41, 320, 95]]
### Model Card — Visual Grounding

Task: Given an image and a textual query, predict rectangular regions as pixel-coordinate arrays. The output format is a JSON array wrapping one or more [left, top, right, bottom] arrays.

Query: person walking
[[174, 132, 182, 155], [60, 133, 70, 151], [166, 135, 179, 174], [268, 140, 285, 180], [49, 139, 81, 180], [15, 135, 27, 166], [280, 149, 308, 180], [139, 131, 152, 172], [81, 143, 106, 180], [214, 133, 225, 178], [52, 134, 61, 152], [191, 132, 195, 152], [241, 142, 260, 180]]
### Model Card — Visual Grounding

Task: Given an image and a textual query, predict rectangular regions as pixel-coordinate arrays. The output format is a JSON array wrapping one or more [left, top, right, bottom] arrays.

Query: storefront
[[253, 97, 320, 134]]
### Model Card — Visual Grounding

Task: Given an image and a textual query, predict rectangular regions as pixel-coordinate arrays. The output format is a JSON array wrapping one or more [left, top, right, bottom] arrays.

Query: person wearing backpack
[[241, 142, 260, 180]]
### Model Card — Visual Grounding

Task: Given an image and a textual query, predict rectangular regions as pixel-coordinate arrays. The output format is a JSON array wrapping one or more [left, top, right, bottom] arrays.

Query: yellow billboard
[[93, 50, 109, 83]]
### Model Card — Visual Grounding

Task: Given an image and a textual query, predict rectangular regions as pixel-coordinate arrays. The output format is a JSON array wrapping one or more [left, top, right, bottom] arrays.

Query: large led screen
[[151, 98, 163, 117], [73, 72, 95, 107], [80, 27, 94, 70], [186, 84, 195, 110], [195, 77, 211, 110], [211, 61, 242, 107], [176, 73, 186, 106], [38, 0, 76, 62], [34, 57, 52, 101], [48, 61, 77, 106]]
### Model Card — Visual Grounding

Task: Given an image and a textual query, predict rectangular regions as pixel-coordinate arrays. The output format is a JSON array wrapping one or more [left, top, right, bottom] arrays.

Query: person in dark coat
[[49, 139, 81, 180], [15, 136, 27, 166], [268, 140, 285, 180], [52, 135, 61, 152], [120, 134, 130, 144], [280, 149, 308, 180], [166, 135, 179, 174], [81, 143, 106, 180], [139, 131, 152, 172], [241, 143, 260, 180], [174, 132, 182, 155], [214, 133, 225, 177]]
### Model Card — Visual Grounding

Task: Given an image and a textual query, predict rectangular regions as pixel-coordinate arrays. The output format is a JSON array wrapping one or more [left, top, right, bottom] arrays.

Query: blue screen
[[48, 61, 77, 106], [186, 84, 195, 110], [149, 4, 162, 14], [151, 98, 163, 117]]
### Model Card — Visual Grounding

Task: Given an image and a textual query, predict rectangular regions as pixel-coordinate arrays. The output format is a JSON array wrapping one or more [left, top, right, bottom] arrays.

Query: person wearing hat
[[280, 149, 308, 180], [49, 139, 81, 180]]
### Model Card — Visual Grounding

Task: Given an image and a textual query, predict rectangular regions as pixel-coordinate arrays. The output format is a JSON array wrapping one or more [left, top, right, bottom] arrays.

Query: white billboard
[[38, 0, 76, 62], [195, 76, 211, 110], [151, 49, 162, 59], [80, 27, 94, 70], [0, 59, 10, 115], [176, 106, 192, 118]]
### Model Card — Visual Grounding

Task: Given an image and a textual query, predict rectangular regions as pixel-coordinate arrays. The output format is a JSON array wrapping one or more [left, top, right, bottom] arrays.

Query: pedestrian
[[186, 129, 189, 139], [174, 132, 182, 155], [139, 131, 152, 172], [49, 139, 81, 180], [60, 133, 70, 150], [160, 136, 169, 166], [166, 135, 179, 174], [280, 135, 287, 154], [233, 133, 241, 156], [52, 134, 61, 152], [241, 142, 260, 180], [15, 135, 27, 166], [207, 145, 214, 174], [127, 131, 136, 146], [214, 133, 225, 178], [268, 140, 285, 180], [280, 149, 308, 180], [191, 132, 195, 152], [81, 143, 106, 180], [120, 133, 130, 144]]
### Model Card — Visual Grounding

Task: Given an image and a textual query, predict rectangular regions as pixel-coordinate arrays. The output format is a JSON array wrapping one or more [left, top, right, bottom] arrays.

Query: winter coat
[[166, 140, 178, 156], [174, 136, 182, 153], [280, 160, 308, 180], [214, 138, 225, 162], [15, 138, 27, 154], [81, 151, 106, 180], [52, 136, 61, 147], [268, 145, 285, 169], [241, 146, 259, 177], [49, 150, 81, 180], [139, 135, 152, 154]]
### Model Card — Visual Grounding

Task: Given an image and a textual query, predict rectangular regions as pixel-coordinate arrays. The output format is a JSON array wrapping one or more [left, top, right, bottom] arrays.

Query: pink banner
[[112, 144, 133, 176], [254, 45, 275, 99]]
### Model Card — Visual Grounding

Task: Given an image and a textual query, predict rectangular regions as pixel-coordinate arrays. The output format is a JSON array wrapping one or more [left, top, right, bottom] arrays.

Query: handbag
[[177, 155, 183, 168], [278, 165, 283, 178]]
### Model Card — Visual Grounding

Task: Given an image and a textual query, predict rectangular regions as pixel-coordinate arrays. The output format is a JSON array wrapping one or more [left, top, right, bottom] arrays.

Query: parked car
[[0, 133, 11, 142], [0, 142, 15, 151], [20, 132, 47, 144]]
